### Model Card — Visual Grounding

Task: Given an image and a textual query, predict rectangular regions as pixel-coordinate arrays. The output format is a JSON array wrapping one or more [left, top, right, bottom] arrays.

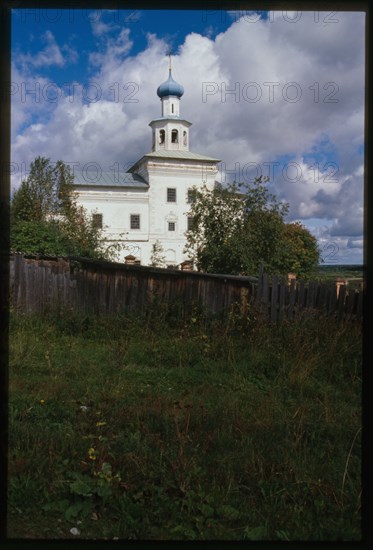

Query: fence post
[[337, 284, 347, 322], [270, 274, 278, 323], [357, 289, 363, 319], [278, 276, 286, 322], [298, 280, 305, 312], [288, 277, 296, 320], [261, 271, 269, 319]]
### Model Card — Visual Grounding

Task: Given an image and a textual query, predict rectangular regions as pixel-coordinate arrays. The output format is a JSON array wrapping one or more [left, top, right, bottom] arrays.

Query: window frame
[[130, 214, 141, 230], [167, 187, 177, 203], [92, 213, 103, 229], [168, 221, 176, 232]]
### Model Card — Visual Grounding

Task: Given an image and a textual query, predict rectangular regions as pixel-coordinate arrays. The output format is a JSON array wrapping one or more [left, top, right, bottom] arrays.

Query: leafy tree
[[11, 157, 115, 259], [279, 222, 320, 279], [184, 184, 244, 274], [10, 220, 71, 256], [11, 157, 56, 223], [149, 240, 166, 268], [184, 177, 320, 278]]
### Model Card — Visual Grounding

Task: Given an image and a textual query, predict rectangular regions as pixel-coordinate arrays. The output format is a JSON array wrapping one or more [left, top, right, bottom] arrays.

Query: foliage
[[8, 310, 361, 540], [10, 157, 121, 260], [10, 219, 72, 256], [184, 177, 320, 278], [149, 240, 167, 268], [184, 184, 245, 274], [279, 222, 320, 280]]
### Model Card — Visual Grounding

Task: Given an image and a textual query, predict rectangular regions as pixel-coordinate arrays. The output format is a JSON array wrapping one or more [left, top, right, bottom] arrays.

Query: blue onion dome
[[157, 70, 184, 98]]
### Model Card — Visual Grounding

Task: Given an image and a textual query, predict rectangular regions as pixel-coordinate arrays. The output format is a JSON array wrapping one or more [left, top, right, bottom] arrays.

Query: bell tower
[[149, 53, 191, 152]]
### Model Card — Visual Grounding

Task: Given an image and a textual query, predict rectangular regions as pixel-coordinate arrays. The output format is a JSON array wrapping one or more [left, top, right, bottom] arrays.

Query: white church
[[73, 61, 221, 268]]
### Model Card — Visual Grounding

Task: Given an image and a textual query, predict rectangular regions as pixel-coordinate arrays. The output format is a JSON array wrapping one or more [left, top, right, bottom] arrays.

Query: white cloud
[[10, 63, 59, 138], [16, 30, 78, 69], [89, 10, 120, 37], [88, 28, 133, 67], [123, 11, 142, 24]]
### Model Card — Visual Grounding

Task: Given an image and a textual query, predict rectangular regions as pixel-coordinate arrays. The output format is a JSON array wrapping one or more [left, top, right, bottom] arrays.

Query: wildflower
[[88, 447, 98, 461], [96, 421, 107, 427], [39, 399, 45, 405], [70, 527, 80, 536]]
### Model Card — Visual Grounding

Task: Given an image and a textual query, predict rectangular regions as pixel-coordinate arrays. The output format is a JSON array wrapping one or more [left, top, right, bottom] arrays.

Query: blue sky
[[11, 9, 235, 89], [11, 9, 365, 264]]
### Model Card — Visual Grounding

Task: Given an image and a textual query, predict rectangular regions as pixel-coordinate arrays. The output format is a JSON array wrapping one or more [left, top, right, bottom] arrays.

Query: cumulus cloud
[[15, 30, 78, 69], [11, 11, 365, 262], [10, 63, 60, 138], [88, 28, 133, 67], [89, 10, 120, 37]]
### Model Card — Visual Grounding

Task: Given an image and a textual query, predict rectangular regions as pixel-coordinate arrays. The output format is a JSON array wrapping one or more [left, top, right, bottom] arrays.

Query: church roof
[[149, 117, 192, 125], [143, 150, 221, 162], [73, 172, 149, 188], [127, 150, 221, 172]]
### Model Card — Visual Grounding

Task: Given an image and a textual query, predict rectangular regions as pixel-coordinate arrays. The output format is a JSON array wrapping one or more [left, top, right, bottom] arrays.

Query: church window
[[159, 129, 165, 144], [167, 188, 176, 202], [171, 104, 174, 114], [183, 131, 187, 146], [168, 222, 176, 231], [187, 216, 194, 231], [171, 129, 178, 143], [130, 214, 140, 229], [92, 213, 103, 229]]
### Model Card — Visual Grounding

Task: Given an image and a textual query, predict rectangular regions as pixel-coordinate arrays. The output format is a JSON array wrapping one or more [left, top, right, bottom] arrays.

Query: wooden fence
[[9, 254, 257, 317], [255, 268, 363, 323], [9, 254, 363, 322]]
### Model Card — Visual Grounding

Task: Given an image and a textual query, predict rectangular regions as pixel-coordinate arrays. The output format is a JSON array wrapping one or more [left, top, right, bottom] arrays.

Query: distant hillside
[[317, 264, 363, 272]]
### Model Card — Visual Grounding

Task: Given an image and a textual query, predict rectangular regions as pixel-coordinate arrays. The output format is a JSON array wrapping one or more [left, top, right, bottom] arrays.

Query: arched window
[[183, 131, 187, 146], [171, 129, 178, 143], [159, 129, 165, 144]]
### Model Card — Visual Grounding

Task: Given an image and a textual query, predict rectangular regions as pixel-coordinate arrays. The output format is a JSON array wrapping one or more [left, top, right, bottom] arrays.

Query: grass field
[[8, 307, 362, 540]]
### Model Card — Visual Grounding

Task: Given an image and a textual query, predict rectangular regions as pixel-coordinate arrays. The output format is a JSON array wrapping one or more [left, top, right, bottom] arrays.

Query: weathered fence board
[[270, 275, 278, 324], [9, 254, 363, 322]]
